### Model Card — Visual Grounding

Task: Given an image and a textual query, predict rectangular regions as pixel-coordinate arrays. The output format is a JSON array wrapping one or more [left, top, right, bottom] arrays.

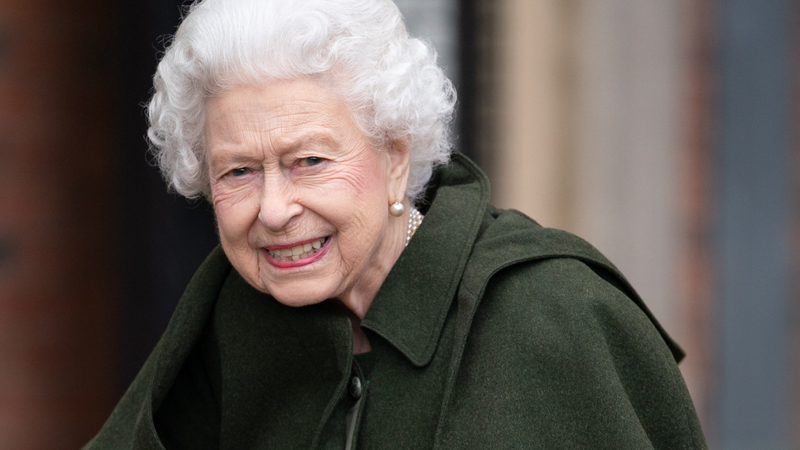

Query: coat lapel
[[361, 153, 489, 367]]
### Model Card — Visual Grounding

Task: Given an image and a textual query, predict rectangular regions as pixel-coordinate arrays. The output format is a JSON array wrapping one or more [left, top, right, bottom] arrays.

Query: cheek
[[326, 162, 390, 246], [212, 182, 261, 242], [310, 153, 388, 199], [340, 158, 384, 195], [211, 174, 263, 206]]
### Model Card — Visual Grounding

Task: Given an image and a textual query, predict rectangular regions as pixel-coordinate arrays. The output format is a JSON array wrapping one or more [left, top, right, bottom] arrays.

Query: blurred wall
[[0, 1, 120, 448], [0, 0, 798, 449], [714, 1, 796, 448], [0, 1, 219, 448]]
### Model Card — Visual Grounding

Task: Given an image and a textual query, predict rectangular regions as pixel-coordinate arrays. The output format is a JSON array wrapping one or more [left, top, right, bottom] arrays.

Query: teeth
[[268, 237, 328, 261]]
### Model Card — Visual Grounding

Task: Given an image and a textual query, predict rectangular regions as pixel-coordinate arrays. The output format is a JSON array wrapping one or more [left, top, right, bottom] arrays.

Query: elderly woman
[[86, 0, 706, 449]]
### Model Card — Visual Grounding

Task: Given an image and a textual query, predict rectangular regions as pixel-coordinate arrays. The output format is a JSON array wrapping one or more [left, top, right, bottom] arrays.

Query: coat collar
[[361, 153, 490, 367]]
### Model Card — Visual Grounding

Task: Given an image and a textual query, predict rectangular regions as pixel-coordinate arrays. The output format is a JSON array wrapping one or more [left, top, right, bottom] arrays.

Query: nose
[[258, 172, 303, 231]]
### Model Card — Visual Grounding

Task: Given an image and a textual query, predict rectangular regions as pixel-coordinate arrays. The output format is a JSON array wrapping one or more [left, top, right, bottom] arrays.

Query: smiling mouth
[[266, 236, 329, 262]]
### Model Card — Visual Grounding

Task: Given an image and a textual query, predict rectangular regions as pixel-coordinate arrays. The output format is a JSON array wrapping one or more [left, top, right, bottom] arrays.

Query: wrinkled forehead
[[206, 80, 345, 136], [203, 76, 380, 149]]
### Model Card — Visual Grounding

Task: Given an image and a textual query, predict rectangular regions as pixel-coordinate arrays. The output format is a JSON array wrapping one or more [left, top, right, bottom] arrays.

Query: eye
[[230, 168, 250, 177], [298, 157, 324, 167]]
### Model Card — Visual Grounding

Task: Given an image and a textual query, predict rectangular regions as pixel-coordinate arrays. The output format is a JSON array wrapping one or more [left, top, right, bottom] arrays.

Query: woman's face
[[206, 79, 409, 308]]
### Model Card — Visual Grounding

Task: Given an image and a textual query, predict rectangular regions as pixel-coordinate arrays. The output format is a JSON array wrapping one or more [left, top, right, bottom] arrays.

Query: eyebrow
[[208, 131, 340, 167], [208, 152, 258, 168], [281, 132, 339, 154]]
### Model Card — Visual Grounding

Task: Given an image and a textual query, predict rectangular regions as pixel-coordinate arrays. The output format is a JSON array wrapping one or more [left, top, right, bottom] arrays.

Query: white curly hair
[[147, 0, 456, 203]]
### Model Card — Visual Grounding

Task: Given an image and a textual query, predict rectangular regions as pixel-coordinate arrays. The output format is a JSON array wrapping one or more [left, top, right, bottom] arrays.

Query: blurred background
[[0, 0, 796, 448]]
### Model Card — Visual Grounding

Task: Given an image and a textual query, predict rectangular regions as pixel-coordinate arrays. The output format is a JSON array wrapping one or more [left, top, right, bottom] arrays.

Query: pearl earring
[[389, 200, 405, 217]]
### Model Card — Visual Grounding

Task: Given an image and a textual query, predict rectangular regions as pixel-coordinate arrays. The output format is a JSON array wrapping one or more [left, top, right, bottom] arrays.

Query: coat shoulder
[[439, 208, 706, 449], [464, 207, 684, 362]]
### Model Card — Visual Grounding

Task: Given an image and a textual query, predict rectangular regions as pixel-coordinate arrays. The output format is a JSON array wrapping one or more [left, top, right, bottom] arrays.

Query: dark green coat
[[85, 153, 707, 449]]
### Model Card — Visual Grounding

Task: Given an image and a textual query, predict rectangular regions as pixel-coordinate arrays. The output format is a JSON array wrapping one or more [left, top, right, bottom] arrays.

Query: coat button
[[349, 376, 363, 399]]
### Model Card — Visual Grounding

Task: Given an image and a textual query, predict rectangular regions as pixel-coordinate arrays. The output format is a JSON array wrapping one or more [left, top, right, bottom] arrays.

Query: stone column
[[490, 0, 573, 231]]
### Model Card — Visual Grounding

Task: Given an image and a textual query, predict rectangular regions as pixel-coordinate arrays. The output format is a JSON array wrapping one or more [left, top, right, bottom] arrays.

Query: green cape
[[85, 153, 706, 449]]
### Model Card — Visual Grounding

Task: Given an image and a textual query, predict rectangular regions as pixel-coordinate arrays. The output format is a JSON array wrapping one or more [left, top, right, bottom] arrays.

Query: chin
[[262, 280, 334, 308], [270, 292, 328, 308]]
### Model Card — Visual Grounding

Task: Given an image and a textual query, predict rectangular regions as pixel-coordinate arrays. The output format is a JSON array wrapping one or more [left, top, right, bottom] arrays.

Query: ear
[[386, 137, 411, 205]]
